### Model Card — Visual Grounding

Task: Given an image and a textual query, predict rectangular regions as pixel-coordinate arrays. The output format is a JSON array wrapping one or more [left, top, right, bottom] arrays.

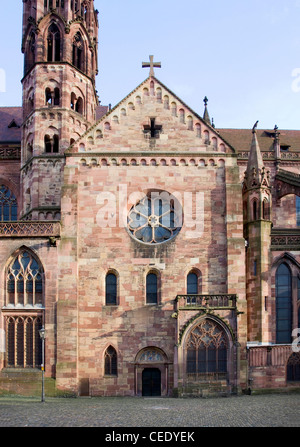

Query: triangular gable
[[68, 76, 235, 155]]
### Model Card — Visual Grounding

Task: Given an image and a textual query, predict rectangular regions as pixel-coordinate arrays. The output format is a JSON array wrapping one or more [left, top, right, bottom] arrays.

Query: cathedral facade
[[0, 0, 299, 397]]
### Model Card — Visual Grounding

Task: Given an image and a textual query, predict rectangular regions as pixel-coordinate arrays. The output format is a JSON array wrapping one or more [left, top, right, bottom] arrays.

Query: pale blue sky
[[0, 0, 299, 129]]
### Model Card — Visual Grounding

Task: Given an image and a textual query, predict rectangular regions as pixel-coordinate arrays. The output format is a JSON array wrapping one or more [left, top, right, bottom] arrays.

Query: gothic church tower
[[21, 0, 99, 220]]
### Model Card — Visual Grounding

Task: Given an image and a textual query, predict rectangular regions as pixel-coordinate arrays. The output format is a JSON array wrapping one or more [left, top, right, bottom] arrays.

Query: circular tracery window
[[127, 191, 182, 244]]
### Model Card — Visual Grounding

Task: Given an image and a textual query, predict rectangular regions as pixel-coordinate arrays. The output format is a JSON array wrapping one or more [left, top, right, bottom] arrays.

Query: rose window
[[127, 191, 182, 244]]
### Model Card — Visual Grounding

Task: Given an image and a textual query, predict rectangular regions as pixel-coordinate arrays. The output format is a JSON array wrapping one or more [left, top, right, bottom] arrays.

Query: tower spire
[[244, 121, 268, 189], [203, 96, 211, 125]]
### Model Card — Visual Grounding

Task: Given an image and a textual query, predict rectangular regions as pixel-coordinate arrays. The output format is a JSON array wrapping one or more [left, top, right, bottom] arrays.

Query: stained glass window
[[47, 23, 61, 62], [186, 319, 228, 380], [276, 263, 292, 343], [6, 251, 44, 308], [0, 185, 17, 221], [6, 316, 42, 368]]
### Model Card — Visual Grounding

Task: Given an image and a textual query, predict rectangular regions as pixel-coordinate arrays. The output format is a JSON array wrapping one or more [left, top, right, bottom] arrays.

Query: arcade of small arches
[[77, 157, 227, 168]]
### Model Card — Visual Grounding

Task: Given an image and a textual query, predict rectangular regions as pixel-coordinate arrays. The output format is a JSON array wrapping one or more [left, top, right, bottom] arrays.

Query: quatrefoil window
[[127, 191, 182, 244]]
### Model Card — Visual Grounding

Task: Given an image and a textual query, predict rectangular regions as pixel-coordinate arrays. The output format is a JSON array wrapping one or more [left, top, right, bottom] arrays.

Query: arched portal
[[178, 316, 236, 396], [134, 347, 170, 396]]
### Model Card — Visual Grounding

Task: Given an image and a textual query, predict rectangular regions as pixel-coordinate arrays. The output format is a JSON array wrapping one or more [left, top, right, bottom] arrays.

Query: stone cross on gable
[[142, 55, 161, 76]]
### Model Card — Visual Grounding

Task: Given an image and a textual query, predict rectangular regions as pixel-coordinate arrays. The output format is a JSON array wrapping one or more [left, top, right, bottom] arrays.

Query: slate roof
[[96, 105, 109, 121], [217, 128, 300, 153], [0, 105, 109, 144], [0, 105, 299, 155], [0, 107, 23, 143]]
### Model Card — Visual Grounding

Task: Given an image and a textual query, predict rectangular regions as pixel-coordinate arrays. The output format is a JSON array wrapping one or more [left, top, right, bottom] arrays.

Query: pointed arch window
[[5, 250, 44, 368], [104, 346, 117, 376], [186, 319, 228, 380], [276, 263, 292, 343], [72, 32, 84, 72], [0, 185, 17, 221], [25, 32, 35, 73], [252, 199, 258, 221], [47, 23, 61, 62], [6, 251, 44, 308], [262, 198, 270, 220], [105, 273, 117, 306]]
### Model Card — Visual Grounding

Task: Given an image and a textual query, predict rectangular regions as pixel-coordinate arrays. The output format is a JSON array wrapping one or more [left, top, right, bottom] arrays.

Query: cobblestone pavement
[[0, 393, 299, 428]]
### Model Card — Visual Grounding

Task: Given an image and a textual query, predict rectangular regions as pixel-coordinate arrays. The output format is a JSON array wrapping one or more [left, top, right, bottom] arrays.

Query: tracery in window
[[72, 32, 84, 72], [25, 32, 35, 73], [186, 319, 228, 380], [104, 346, 117, 376], [47, 23, 61, 62], [6, 251, 44, 308], [0, 185, 17, 221], [6, 315, 42, 368], [4, 250, 44, 369], [127, 191, 182, 244]]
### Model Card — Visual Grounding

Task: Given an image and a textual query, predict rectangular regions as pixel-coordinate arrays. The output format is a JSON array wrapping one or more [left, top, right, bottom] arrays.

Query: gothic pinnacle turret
[[244, 121, 269, 190]]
